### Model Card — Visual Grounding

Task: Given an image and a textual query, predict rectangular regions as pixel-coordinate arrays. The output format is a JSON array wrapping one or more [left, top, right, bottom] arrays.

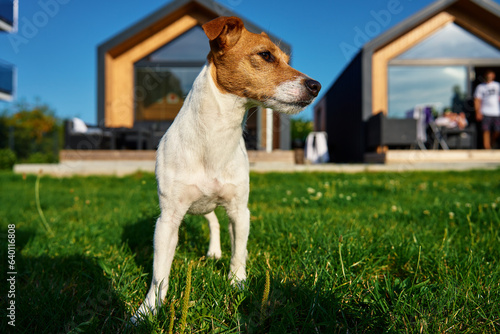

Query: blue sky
[[1, 0, 497, 124]]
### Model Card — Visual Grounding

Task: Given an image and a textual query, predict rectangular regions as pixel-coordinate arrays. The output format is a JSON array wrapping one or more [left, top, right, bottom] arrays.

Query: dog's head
[[202, 16, 321, 115]]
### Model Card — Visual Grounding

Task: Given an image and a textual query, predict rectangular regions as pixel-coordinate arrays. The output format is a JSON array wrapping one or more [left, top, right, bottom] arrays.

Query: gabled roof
[[97, 0, 291, 55], [363, 0, 500, 53]]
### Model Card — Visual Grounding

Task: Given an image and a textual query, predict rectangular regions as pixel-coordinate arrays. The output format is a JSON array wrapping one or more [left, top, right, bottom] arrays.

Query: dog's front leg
[[205, 211, 222, 259], [225, 202, 250, 285], [132, 207, 185, 323]]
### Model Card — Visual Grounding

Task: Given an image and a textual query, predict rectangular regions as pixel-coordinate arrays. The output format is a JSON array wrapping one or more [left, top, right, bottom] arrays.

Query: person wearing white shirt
[[474, 69, 500, 149]]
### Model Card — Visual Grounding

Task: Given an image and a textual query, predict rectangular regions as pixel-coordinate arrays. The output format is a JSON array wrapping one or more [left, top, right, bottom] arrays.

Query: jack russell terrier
[[132, 16, 321, 322]]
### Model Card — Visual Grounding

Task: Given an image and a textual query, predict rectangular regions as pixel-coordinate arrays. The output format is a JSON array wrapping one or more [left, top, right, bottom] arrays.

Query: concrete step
[[365, 150, 500, 164], [60, 149, 295, 164]]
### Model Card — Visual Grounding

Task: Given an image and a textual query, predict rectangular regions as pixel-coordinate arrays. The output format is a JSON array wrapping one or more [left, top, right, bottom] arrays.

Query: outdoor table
[[110, 128, 151, 150]]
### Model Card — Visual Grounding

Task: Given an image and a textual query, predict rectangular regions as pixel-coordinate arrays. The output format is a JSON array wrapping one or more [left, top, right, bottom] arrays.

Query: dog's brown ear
[[202, 16, 244, 51]]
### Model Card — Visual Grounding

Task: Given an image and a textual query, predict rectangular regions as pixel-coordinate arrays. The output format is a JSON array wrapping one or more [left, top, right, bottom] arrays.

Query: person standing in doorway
[[474, 69, 500, 149]]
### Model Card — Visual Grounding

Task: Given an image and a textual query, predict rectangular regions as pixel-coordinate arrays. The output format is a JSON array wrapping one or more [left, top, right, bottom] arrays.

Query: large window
[[134, 26, 209, 122], [388, 66, 467, 118], [388, 22, 500, 118]]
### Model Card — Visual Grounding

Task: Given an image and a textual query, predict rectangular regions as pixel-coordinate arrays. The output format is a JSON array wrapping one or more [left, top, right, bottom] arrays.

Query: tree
[[291, 117, 313, 148], [0, 100, 61, 163]]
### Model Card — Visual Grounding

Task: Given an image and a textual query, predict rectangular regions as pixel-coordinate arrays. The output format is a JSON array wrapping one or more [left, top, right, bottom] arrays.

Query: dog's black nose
[[305, 79, 321, 97]]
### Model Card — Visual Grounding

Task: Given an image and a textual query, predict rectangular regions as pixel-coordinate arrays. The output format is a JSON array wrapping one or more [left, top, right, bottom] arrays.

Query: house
[[0, 0, 17, 101], [314, 0, 500, 162], [97, 0, 292, 151]]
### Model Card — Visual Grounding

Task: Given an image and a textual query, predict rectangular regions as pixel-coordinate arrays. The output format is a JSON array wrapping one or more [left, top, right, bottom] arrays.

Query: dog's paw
[[130, 307, 155, 326], [130, 315, 139, 326], [130, 311, 147, 325], [229, 268, 247, 290], [206, 249, 222, 259], [230, 278, 246, 290]]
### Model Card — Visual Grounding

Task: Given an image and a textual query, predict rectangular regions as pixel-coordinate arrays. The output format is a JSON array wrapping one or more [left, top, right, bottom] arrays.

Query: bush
[[1, 100, 62, 163], [26, 152, 57, 164], [291, 118, 313, 148], [0, 148, 17, 170]]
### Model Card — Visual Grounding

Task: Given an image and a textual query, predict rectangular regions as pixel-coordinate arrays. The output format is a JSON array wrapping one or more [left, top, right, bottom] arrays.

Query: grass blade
[[168, 299, 176, 334], [35, 171, 53, 236], [179, 261, 193, 334], [260, 270, 271, 322]]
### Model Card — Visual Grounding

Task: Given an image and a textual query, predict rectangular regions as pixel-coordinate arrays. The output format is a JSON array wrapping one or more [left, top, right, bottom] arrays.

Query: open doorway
[[473, 66, 500, 91], [472, 66, 500, 149]]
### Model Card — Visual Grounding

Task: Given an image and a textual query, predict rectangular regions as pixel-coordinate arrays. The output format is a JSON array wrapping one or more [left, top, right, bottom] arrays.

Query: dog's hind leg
[[225, 204, 250, 286], [131, 205, 186, 323], [205, 211, 222, 259]]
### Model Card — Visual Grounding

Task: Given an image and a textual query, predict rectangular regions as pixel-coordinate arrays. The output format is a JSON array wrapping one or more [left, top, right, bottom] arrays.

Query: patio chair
[[411, 104, 449, 150]]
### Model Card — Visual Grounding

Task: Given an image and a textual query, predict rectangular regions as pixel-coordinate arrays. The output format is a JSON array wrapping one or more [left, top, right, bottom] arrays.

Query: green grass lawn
[[1, 169, 499, 333]]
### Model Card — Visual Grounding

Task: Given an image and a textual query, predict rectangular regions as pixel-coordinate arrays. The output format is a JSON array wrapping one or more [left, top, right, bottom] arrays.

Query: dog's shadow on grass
[[6, 230, 132, 333], [121, 216, 155, 267]]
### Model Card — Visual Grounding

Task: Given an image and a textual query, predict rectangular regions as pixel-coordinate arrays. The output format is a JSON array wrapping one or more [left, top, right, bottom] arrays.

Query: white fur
[[131, 58, 317, 323], [131, 64, 251, 322]]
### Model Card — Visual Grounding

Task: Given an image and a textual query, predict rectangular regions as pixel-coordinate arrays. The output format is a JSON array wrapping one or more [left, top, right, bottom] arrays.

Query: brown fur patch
[[202, 17, 305, 101]]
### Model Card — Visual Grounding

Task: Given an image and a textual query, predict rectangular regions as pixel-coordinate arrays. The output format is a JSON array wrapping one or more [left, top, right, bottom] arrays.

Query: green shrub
[[0, 148, 17, 170], [25, 152, 57, 164], [1, 100, 62, 162], [291, 118, 313, 148]]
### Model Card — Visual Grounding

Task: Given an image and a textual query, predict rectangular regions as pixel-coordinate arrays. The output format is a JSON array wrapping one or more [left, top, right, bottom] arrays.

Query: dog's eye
[[258, 51, 274, 63]]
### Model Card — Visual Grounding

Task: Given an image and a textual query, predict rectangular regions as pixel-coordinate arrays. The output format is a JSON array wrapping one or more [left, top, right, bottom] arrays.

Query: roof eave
[[363, 0, 458, 53], [471, 0, 500, 16], [363, 0, 500, 54]]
